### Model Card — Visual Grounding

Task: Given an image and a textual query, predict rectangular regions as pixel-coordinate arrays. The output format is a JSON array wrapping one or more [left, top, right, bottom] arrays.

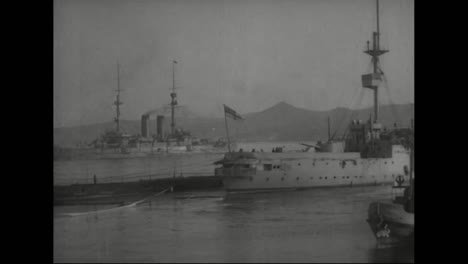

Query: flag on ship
[[224, 104, 243, 120]]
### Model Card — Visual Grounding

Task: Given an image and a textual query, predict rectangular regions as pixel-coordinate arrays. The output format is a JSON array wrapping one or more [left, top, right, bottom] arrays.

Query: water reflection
[[54, 186, 413, 262], [367, 238, 414, 263]]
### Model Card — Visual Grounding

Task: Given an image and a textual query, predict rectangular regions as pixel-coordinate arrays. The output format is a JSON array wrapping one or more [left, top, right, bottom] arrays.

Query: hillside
[[54, 102, 414, 147]]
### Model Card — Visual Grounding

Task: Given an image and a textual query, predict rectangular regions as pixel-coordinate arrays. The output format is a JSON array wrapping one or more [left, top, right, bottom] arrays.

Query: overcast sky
[[54, 0, 414, 128]]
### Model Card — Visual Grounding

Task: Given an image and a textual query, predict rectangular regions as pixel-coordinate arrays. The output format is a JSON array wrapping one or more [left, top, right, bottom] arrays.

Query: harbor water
[[54, 186, 414, 263]]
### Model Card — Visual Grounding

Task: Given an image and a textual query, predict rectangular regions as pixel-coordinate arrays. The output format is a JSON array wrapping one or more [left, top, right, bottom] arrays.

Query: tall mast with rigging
[[170, 60, 178, 136], [362, 0, 388, 124], [114, 62, 123, 132]]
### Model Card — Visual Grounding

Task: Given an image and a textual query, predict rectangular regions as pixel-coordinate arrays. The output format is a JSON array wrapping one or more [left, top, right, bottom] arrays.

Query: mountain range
[[53, 102, 414, 147]]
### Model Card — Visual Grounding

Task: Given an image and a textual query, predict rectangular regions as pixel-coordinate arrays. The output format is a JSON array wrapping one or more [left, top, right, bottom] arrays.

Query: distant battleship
[[88, 61, 229, 157], [215, 0, 413, 191]]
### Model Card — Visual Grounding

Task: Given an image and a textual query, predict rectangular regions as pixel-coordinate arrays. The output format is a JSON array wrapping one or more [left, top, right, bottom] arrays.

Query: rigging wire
[[378, 64, 402, 126], [332, 89, 365, 140], [330, 58, 375, 140], [330, 88, 364, 141], [328, 60, 370, 140]]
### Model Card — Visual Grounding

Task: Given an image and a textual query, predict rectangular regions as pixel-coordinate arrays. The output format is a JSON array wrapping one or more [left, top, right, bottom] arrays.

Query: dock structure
[[54, 174, 222, 206]]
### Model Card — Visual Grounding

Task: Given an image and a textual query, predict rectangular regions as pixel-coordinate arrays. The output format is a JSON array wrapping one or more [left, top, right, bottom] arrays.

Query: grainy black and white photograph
[[53, 0, 414, 262]]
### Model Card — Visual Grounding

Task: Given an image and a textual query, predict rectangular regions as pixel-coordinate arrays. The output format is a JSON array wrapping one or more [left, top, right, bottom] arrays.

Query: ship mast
[[114, 62, 123, 132], [362, 0, 388, 123], [170, 60, 178, 136]]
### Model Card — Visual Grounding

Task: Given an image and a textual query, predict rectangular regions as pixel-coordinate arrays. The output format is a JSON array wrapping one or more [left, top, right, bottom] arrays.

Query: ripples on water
[[54, 186, 414, 263]]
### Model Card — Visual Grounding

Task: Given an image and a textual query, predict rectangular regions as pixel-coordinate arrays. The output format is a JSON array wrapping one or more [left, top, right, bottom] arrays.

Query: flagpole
[[223, 105, 232, 153]]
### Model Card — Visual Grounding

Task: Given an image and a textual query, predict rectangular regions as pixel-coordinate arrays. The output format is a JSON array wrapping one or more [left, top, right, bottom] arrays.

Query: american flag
[[224, 104, 243, 120]]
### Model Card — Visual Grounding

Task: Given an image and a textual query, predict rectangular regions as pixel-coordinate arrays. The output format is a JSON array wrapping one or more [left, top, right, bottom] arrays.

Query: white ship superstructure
[[216, 145, 409, 191]]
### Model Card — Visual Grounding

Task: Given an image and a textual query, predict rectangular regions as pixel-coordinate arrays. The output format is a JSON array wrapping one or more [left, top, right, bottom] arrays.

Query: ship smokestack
[[141, 114, 150, 138], [157, 115, 164, 140]]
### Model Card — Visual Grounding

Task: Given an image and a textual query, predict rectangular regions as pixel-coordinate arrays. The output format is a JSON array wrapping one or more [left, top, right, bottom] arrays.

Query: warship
[[215, 0, 413, 191], [87, 61, 228, 156]]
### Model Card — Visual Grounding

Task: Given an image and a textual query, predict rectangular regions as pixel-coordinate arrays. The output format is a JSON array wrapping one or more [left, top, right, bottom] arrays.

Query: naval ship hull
[[217, 146, 410, 191]]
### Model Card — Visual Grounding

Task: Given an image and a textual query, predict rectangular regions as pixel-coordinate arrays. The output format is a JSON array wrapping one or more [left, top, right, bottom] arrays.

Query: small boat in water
[[368, 115, 414, 246], [367, 186, 414, 245]]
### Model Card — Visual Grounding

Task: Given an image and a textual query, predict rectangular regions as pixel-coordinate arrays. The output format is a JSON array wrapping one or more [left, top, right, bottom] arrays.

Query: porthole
[[354, 176, 357, 178], [249, 177, 253, 181], [296, 177, 299, 181], [325, 177, 327, 179], [334, 176, 336, 179], [281, 177, 284, 181], [310, 177, 313, 180], [326, 162, 328, 165], [266, 177, 269, 181], [319, 177, 322, 180], [298, 163, 301, 166], [347, 176, 350, 179]]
